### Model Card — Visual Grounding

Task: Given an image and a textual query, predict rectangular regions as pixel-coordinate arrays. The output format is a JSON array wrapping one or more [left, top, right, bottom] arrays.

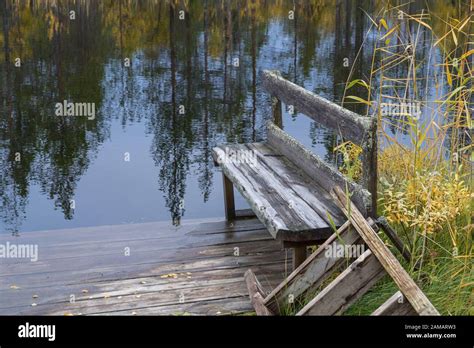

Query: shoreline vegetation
[[339, 2, 473, 315]]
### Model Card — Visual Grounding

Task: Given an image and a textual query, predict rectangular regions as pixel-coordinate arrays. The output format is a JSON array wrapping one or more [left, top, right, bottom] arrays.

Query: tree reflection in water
[[0, 0, 461, 234]]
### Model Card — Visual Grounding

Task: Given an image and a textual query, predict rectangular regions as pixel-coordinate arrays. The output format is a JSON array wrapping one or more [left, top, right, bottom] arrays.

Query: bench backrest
[[261, 70, 377, 217]]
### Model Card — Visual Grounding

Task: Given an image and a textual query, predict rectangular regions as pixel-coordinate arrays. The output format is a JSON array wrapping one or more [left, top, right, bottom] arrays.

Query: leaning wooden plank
[[371, 291, 418, 316], [331, 186, 440, 316], [266, 121, 371, 216], [244, 270, 273, 316], [264, 221, 361, 313], [296, 249, 386, 315], [261, 70, 375, 146]]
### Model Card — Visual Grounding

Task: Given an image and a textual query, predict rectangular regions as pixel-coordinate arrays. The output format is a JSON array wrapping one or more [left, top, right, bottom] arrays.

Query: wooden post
[[272, 97, 283, 128], [293, 245, 307, 269], [222, 173, 236, 221], [362, 116, 377, 217]]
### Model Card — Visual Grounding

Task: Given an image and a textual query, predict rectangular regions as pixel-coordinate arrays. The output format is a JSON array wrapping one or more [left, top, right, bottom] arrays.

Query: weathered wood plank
[[213, 144, 338, 241], [332, 187, 440, 316], [0, 228, 277, 275], [296, 249, 386, 315], [92, 297, 254, 316], [247, 143, 346, 226], [188, 218, 264, 235], [266, 121, 371, 216], [261, 70, 374, 145], [0, 263, 285, 312], [244, 270, 273, 315], [371, 291, 418, 316], [0, 218, 288, 316]]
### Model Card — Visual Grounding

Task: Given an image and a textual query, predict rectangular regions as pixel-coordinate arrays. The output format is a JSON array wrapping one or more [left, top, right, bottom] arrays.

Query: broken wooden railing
[[244, 187, 439, 316]]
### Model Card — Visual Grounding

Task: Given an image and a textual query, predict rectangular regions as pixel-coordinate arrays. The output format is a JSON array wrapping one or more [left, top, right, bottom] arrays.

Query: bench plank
[[267, 121, 371, 217], [247, 143, 345, 225], [212, 144, 346, 242], [261, 70, 373, 145]]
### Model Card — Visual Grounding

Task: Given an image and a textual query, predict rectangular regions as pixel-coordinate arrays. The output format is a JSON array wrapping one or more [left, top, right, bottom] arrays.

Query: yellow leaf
[[345, 95, 371, 105], [381, 25, 398, 41], [451, 29, 458, 46], [405, 13, 432, 30], [460, 49, 474, 60], [446, 61, 452, 87]]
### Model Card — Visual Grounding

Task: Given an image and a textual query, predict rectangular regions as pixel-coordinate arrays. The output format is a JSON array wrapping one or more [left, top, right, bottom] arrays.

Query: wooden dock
[[0, 218, 289, 315]]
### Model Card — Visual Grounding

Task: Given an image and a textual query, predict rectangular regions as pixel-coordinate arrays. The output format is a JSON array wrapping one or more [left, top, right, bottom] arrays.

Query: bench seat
[[212, 142, 346, 242]]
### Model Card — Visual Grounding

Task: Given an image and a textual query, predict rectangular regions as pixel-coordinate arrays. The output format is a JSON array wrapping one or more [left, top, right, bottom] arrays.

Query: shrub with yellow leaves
[[333, 141, 362, 181], [379, 145, 471, 247]]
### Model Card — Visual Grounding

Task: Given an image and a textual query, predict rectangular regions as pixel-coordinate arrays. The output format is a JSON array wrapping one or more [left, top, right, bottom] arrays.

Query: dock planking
[[0, 218, 289, 315]]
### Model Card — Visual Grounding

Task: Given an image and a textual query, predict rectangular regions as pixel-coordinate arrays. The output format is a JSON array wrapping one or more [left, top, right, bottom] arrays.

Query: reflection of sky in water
[[0, 1, 460, 234]]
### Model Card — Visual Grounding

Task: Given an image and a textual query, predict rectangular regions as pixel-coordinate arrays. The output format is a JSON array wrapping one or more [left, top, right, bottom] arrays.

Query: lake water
[[0, 0, 463, 234]]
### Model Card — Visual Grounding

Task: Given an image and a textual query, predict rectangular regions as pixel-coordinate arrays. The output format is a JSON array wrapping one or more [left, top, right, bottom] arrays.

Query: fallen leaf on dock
[[10, 285, 20, 290], [64, 312, 73, 316], [160, 273, 178, 279]]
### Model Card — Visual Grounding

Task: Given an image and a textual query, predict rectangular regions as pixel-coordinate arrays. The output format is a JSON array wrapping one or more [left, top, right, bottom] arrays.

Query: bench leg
[[222, 173, 236, 221], [293, 245, 307, 269]]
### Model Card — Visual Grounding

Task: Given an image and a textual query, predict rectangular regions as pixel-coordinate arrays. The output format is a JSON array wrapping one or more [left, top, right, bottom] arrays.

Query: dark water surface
[[0, 0, 461, 234]]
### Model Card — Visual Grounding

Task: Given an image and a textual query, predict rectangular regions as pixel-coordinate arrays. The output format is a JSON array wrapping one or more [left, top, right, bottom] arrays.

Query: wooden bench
[[212, 70, 377, 268]]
